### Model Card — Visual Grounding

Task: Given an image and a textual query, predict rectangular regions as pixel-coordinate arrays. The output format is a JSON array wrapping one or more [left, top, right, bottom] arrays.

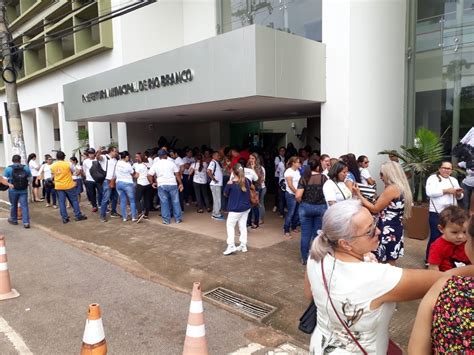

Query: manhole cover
[[204, 287, 276, 321]]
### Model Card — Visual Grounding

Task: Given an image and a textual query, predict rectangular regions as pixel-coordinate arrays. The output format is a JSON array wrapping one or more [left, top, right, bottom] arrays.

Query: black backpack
[[11, 165, 29, 190], [89, 159, 107, 184]]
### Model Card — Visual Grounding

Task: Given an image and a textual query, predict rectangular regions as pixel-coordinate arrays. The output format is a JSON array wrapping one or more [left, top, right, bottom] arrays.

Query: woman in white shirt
[[28, 153, 42, 202], [115, 151, 138, 222], [323, 161, 352, 206], [70, 156, 83, 201], [304, 200, 473, 354], [283, 156, 302, 239], [246, 153, 266, 229], [38, 155, 57, 208], [189, 154, 211, 213], [133, 153, 152, 219], [425, 161, 463, 261]]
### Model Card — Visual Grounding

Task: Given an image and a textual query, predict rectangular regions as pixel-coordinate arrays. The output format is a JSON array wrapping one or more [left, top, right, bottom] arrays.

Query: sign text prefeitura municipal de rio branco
[[81, 69, 194, 103]]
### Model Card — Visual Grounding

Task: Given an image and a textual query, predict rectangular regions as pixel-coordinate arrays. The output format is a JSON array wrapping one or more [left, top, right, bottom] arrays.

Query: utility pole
[[0, 0, 26, 164]]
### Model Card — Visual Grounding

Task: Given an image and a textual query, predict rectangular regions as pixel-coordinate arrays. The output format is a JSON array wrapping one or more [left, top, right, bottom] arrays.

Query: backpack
[[11, 165, 29, 190], [89, 159, 107, 184]]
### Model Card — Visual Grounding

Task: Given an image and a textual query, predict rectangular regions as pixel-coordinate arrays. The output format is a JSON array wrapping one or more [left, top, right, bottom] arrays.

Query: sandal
[[251, 224, 259, 229], [197, 209, 204, 213]]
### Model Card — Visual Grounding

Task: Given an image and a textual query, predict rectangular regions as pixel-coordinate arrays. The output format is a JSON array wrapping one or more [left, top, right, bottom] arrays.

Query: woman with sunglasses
[[353, 161, 412, 265], [425, 161, 464, 263], [304, 200, 474, 355]]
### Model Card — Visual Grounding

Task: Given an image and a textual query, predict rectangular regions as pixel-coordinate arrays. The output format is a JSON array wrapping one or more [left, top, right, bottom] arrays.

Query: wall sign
[[81, 69, 194, 103]]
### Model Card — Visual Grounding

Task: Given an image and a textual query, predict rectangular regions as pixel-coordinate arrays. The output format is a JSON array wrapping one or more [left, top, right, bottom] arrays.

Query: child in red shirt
[[428, 206, 471, 271]]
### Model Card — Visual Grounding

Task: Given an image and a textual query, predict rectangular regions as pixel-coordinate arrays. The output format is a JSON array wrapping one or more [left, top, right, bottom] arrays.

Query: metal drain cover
[[204, 287, 276, 321]]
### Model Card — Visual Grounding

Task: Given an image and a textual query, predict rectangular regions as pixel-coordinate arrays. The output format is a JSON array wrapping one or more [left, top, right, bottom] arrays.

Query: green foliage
[[379, 127, 445, 203], [72, 127, 89, 162]]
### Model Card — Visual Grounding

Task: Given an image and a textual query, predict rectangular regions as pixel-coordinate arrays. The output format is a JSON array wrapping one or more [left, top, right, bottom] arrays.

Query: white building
[[0, 0, 471, 169]]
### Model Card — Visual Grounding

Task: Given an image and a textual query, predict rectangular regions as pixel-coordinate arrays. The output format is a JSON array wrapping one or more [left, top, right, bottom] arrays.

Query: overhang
[[63, 25, 326, 123]]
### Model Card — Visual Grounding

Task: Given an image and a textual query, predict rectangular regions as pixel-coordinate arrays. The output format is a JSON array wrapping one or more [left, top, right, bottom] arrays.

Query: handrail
[[416, 7, 474, 23]]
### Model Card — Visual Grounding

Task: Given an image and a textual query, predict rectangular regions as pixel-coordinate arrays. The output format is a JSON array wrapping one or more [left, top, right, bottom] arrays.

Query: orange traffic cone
[[80, 304, 107, 355], [183, 282, 208, 355], [0, 235, 20, 301]]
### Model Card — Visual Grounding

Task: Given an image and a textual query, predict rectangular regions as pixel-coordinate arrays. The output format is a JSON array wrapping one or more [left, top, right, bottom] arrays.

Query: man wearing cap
[[147, 149, 184, 224], [82, 148, 103, 212]]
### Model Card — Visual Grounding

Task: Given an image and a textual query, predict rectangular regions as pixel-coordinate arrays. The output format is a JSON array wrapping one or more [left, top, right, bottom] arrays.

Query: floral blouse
[[432, 275, 473, 353]]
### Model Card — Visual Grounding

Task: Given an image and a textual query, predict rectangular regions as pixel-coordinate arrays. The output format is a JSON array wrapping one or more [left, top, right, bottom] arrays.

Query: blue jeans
[[158, 185, 182, 224], [299, 202, 327, 263], [100, 180, 118, 218], [426, 211, 442, 260], [283, 192, 299, 233], [117, 181, 137, 220], [8, 190, 29, 224], [57, 188, 83, 220], [248, 187, 262, 226]]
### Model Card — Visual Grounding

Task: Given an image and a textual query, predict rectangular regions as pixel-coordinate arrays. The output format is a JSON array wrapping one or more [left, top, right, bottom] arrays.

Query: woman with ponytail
[[223, 164, 251, 255], [304, 200, 474, 354]]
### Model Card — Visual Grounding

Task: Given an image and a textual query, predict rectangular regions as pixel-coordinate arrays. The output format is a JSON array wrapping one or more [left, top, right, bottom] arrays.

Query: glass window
[[217, 0, 322, 42], [412, 0, 474, 155]]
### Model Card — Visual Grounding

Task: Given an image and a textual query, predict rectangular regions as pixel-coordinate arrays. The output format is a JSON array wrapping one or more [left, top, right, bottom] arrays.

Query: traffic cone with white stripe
[[0, 236, 20, 301], [183, 282, 208, 355], [80, 304, 107, 355]]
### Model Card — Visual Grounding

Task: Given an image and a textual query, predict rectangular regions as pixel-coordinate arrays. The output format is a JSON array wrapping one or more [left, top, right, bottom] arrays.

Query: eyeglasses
[[363, 161, 369, 164], [352, 215, 380, 239]]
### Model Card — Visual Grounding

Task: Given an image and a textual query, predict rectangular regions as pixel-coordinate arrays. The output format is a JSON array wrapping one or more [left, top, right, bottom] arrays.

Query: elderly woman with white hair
[[304, 200, 474, 354]]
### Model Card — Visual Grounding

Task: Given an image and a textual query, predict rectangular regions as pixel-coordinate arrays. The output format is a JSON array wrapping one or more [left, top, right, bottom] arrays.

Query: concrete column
[[22, 110, 38, 155], [321, 0, 406, 168], [88, 122, 110, 149], [58, 102, 79, 157], [36, 107, 55, 160], [117, 122, 128, 151]]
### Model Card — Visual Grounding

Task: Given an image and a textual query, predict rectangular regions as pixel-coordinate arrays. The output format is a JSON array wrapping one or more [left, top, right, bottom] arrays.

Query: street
[[0, 222, 278, 355]]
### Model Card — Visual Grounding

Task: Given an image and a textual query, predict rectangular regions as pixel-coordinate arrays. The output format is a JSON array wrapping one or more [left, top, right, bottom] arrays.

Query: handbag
[[298, 300, 317, 334], [279, 178, 286, 192], [321, 258, 403, 355], [249, 183, 259, 207]]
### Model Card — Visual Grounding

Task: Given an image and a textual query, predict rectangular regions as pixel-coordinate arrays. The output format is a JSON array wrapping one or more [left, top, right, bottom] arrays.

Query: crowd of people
[[1, 141, 473, 353]]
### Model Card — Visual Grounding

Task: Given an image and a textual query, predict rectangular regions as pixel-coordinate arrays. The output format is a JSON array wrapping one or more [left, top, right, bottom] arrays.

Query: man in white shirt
[[96, 146, 119, 222], [207, 151, 224, 221], [182, 149, 195, 205], [273, 146, 286, 212], [169, 149, 186, 211], [147, 149, 184, 224], [82, 148, 103, 213]]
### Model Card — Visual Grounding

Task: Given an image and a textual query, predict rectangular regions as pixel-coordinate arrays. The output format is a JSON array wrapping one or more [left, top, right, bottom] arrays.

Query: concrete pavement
[[0, 221, 304, 354]]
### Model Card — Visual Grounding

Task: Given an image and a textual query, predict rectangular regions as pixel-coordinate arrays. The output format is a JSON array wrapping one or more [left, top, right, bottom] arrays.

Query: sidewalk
[[2, 195, 426, 351]]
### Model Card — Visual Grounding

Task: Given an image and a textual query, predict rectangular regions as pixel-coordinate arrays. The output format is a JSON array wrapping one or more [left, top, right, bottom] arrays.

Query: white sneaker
[[238, 244, 248, 253], [223, 245, 237, 255], [272, 206, 277, 212]]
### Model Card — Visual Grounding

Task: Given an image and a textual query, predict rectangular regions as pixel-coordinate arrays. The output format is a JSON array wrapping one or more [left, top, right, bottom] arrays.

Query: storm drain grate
[[203, 287, 276, 321]]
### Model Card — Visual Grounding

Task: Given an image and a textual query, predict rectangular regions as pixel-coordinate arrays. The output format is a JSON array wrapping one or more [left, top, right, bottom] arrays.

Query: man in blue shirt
[[3, 155, 32, 228]]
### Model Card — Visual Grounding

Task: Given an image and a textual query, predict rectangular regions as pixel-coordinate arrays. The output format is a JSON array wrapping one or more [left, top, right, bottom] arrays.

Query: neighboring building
[[0, 0, 472, 169]]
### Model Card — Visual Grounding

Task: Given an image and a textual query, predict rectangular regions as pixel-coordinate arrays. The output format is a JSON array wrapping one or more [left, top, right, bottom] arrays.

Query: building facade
[[0, 0, 471, 169]]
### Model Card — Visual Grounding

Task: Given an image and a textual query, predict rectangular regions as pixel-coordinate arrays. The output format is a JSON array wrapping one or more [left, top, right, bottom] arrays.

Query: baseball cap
[[86, 148, 96, 154], [158, 149, 168, 157]]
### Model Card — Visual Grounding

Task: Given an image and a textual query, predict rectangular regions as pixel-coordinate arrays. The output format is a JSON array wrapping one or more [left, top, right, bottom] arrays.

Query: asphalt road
[[0, 221, 258, 355]]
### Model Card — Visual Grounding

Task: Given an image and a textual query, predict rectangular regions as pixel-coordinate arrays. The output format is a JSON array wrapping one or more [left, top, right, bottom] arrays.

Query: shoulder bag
[[249, 183, 259, 207], [298, 300, 317, 334], [321, 258, 402, 355]]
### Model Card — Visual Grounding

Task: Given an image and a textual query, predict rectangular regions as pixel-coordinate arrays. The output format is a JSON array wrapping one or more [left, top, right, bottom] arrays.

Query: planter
[[404, 205, 429, 240]]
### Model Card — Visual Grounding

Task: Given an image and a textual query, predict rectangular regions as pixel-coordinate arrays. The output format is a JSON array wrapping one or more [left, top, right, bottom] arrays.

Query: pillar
[[21, 110, 38, 156], [321, 0, 406, 167], [36, 107, 55, 160], [58, 102, 79, 157], [88, 122, 110, 149], [117, 122, 128, 151]]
